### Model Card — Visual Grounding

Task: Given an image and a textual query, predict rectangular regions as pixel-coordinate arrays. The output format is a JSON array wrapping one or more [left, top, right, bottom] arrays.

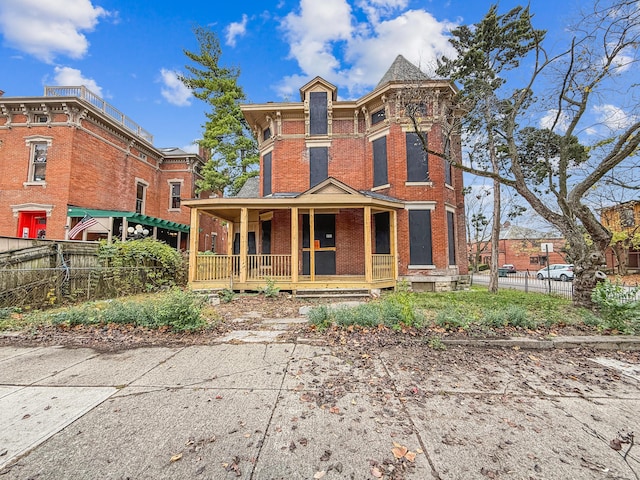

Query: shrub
[[307, 294, 425, 331], [43, 289, 205, 332], [218, 288, 236, 303], [591, 280, 640, 334], [259, 278, 280, 298], [434, 309, 470, 330]]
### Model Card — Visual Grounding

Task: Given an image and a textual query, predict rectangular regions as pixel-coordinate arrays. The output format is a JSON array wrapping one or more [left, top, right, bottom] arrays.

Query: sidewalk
[[1, 332, 640, 479]]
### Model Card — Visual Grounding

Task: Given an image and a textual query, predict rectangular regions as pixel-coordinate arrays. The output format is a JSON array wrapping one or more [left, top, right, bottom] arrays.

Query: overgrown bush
[[97, 238, 186, 295], [46, 288, 205, 332], [591, 280, 640, 334], [218, 288, 236, 303]]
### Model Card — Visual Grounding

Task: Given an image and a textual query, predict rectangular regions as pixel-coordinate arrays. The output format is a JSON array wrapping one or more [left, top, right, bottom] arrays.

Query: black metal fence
[[471, 272, 640, 301]]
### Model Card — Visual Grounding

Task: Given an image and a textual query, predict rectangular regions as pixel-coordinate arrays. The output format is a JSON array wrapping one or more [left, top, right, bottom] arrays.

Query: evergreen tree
[[180, 26, 258, 195]]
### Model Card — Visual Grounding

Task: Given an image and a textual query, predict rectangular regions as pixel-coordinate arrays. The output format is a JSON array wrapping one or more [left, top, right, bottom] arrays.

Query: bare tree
[[405, 1, 640, 307]]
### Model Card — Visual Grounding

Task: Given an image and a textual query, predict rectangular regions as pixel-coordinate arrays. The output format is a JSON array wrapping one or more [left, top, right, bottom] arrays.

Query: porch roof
[[183, 178, 405, 220], [66, 207, 190, 233]]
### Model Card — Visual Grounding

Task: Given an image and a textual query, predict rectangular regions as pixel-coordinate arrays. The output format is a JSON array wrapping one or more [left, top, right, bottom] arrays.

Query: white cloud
[[593, 104, 636, 131], [0, 0, 109, 63], [277, 1, 457, 99], [226, 14, 248, 47], [53, 66, 102, 97], [159, 69, 192, 107], [181, 143, 200, 154], [539, 109, 571, 133]]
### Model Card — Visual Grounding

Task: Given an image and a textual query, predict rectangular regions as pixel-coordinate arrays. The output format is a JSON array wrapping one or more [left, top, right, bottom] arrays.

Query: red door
[[17, 211, 47, 239]]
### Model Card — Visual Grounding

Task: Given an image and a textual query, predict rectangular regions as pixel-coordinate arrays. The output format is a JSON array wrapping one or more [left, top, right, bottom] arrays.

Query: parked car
[[536, 264, 574, 281], [501, 264, 517, 274]]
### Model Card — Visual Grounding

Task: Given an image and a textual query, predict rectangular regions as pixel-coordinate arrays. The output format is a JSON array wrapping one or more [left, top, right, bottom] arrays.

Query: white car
[[536, 264, 574, 282]]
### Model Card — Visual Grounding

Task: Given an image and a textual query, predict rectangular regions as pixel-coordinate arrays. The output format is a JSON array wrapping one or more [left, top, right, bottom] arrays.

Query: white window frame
[[167, 178, 184, 211], [135, 178, 149, 214], [24, 136, 52, 186]]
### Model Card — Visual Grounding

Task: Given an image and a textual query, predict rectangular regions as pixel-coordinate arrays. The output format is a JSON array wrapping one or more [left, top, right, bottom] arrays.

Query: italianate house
[[0, 87, 223, 251], [184, 56, 468, 294]]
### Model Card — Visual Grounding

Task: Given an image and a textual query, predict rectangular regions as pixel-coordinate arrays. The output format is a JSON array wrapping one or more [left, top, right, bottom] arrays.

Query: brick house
[[183, 56, 469, 293], [0, 86, 225, 251], [601, 201, 640, 273]]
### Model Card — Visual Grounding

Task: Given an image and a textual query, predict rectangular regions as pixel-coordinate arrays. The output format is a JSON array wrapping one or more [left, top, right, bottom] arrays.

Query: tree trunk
[[488, 178, 500, 293]]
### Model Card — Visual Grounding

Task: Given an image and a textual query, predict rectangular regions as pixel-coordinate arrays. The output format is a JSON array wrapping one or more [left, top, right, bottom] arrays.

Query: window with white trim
[[25, 137, 52, 183], [170, 182, 181, 209], [135, 182, 147, 214]]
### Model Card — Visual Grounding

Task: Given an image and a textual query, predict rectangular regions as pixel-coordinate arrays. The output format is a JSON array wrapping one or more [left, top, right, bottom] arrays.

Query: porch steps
[[295, 288, 372, 299]]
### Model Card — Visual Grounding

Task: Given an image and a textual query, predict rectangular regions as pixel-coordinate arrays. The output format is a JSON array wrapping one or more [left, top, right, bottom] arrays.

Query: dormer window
[[371, 109, 385, 125], [309, 92, 328, 135]]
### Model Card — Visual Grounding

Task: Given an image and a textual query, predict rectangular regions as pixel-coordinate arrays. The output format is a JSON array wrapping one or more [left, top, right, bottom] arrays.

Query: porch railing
[[196, 254, 240, 281], [247, 255, 292, 280], [372, 254, 394, 280], [195, 253, 394, 283]]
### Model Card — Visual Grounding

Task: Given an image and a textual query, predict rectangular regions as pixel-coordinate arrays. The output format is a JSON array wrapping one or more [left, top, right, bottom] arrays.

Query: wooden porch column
[[239, 208, 248, 285], [107, 217, 114, 243], [390, 209, 398, 281], [227, 222, 234, 255], [188, 207, 199, 283], [364, 206, 372, 283], [291, 208, 299, 285], [309, 208, 315, 282]]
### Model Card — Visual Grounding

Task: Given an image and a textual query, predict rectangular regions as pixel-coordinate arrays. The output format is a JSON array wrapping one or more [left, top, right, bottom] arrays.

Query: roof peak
[[376, 55, 429, 89]]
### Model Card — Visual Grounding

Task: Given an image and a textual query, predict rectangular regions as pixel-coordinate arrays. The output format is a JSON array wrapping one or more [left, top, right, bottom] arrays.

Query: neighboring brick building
[[184, 56, 469, 293], [469, 224, 568, 273], [0, 86, 225, 251], [601, 201, 640, 273]]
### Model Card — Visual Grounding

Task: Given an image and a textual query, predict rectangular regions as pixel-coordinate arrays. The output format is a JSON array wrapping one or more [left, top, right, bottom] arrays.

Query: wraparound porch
[[184, 178, 403, 293]]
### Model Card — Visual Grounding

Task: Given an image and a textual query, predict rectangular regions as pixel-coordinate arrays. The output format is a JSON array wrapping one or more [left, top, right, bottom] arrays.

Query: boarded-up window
[[444, 136, 452, 185], [233, 232, 256, 255], [409, 210, 432, 265], [373, 136, 388, 187], [375, 212, 390, 254], [263, 152, 272, 196], [406, 132, 429, 182], [447, 211, 456, 265], [310, 147, 328, 187], [309, 92, 328, 135]]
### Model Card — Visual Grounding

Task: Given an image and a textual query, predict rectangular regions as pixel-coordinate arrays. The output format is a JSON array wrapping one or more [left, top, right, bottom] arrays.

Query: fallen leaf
[[405, 451, 417, 462], [22, 414, 31, 420], [392, 445, 408, 459], [371, 466, 383, 478], [610, 438, 622, 451], [329, 406, 340, 414], [170, 453, 182, 463], [320, 450, 332, 461], [313, 471, 326, 479]]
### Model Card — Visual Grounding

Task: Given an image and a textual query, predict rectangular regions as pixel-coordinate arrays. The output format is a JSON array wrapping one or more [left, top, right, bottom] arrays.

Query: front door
[[302, 214, 336, 275], [17, 211, 47, 239]]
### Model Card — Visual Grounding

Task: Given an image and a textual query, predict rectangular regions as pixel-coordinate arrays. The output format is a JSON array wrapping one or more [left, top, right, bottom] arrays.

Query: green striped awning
[[66, 207, 190, 233]]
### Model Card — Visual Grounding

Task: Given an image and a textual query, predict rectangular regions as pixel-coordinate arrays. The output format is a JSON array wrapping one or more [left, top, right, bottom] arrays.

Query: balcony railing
[[44, 86, 154, 144]]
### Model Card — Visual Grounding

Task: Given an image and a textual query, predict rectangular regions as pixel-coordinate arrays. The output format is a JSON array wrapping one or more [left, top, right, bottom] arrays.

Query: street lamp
[[127, 224, 149, 240]]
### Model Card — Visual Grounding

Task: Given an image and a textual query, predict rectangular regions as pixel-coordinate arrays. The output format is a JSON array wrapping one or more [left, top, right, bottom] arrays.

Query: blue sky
[[0, 0, 572, 152]]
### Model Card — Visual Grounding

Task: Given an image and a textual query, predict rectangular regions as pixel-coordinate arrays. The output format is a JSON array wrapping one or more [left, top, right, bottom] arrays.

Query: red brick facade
[[240, 62, 469, 285], [0, 88, 224, 251]]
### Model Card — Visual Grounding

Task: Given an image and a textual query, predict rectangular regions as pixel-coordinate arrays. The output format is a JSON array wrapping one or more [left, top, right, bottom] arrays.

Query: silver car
[[536, 264, 574, 281]]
